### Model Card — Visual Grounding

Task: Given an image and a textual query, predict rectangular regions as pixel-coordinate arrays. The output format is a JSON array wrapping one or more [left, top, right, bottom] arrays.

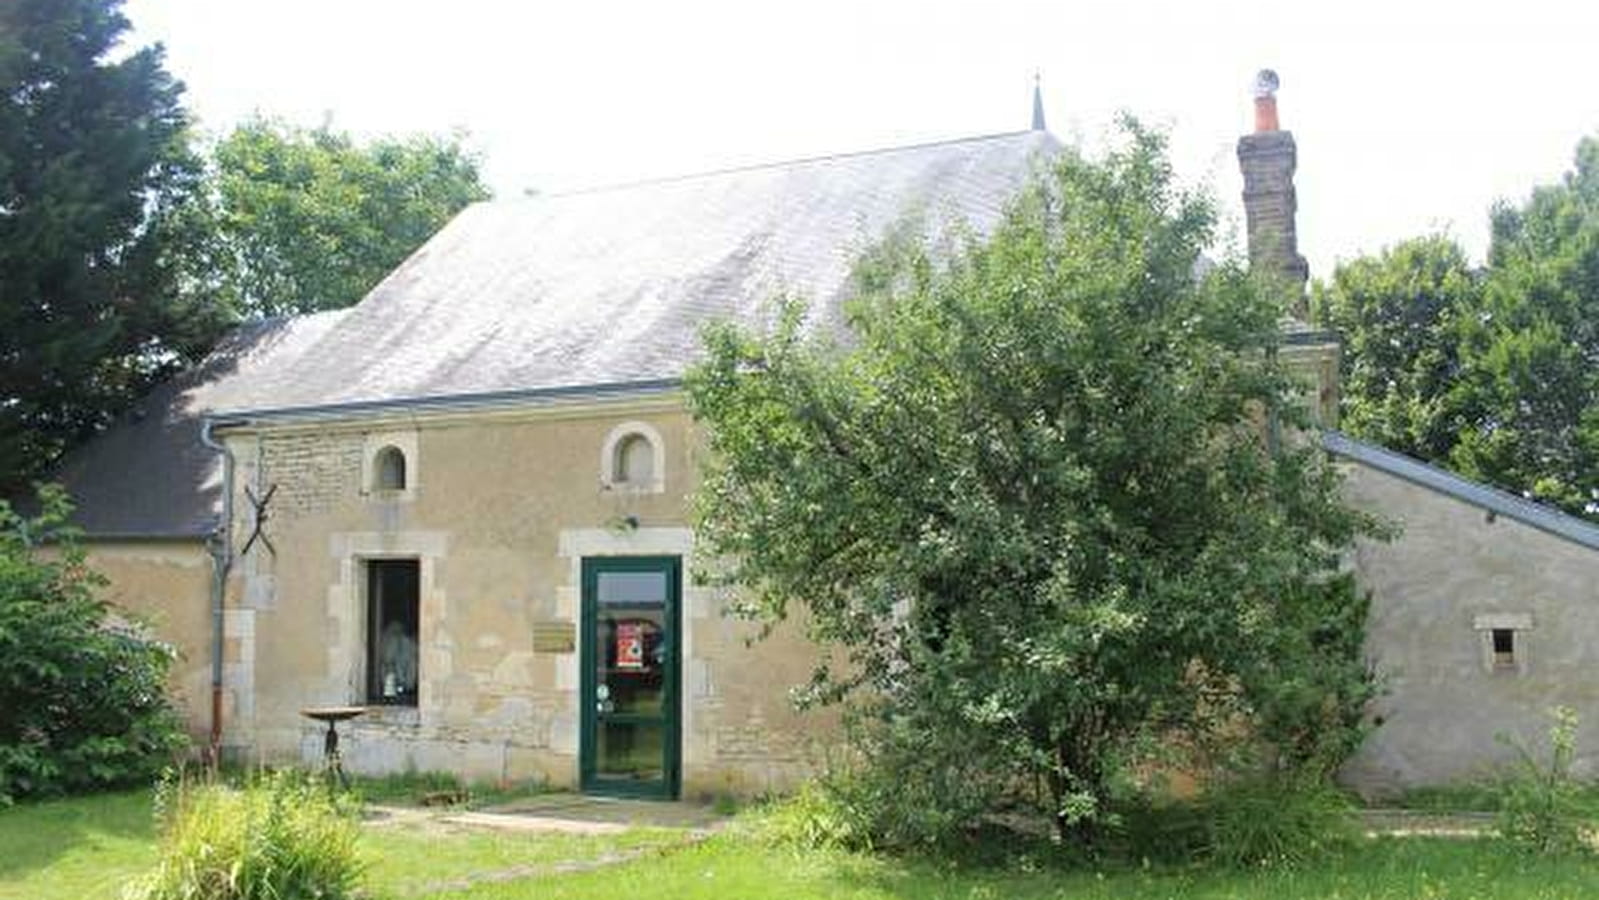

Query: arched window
[[375, 445, 407, 491], [614, 433, 654, 486], [599, 421, 665, 493]]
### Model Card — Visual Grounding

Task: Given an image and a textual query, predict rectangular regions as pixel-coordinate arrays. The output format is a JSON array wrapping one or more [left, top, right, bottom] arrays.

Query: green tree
[[0, 485, 187, 803], [0, 0, 224, 493], [687, 125, 1377, 849], [193, 118, 490, 316], [1311, 236, 1480, 462], [1449, 137, 1599, 516]]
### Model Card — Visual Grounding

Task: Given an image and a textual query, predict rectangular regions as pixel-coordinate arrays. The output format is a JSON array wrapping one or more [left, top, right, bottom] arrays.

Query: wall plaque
[[531, 619, 576, 654]]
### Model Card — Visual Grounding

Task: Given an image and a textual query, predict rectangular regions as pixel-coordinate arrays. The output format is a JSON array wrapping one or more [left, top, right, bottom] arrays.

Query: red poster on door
[[616, 622, 644, 670]]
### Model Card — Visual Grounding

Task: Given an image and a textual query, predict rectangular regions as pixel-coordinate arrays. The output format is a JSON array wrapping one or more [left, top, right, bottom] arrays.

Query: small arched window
[[375, 445, 407, 491], [600, 421, 665, 493], [614, 434, 654, 486]]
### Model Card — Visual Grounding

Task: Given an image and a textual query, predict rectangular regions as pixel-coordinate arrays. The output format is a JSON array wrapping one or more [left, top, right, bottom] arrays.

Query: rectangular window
[[367, 559, 420, 706]]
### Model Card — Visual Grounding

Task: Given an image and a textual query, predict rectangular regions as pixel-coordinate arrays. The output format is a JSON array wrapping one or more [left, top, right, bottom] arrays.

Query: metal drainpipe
[[1266, 345, 1283, 456], [199, 418, 238, 764]]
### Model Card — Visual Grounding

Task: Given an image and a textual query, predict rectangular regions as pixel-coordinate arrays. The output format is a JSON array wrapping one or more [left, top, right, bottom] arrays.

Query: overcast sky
[[125, 0, 1599, 279]]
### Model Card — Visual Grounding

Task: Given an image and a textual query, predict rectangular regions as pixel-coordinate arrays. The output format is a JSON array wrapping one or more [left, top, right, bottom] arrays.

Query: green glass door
[[580, 556, 681, 798]]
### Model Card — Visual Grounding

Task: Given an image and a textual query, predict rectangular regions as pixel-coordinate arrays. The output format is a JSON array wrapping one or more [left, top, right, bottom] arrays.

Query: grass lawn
[[0, 789, 680, 900], [0, 789, 156, 900], [4, 789, 1598, 900], [451, 833, 1599, 900]]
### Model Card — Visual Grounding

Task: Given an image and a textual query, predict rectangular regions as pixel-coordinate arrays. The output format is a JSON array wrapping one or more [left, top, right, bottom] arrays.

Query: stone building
[[56, 76, 1599, 799], [58, 127, 1054, 799], [1329, 433, 1599, 791]]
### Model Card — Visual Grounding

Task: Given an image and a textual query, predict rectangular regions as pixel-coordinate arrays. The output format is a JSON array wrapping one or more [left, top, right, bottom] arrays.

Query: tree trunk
[[1048, 736, 1105, 852]]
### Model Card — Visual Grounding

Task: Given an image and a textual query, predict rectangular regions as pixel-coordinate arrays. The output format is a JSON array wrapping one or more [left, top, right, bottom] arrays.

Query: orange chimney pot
[[1254, 95, 1279, 133]]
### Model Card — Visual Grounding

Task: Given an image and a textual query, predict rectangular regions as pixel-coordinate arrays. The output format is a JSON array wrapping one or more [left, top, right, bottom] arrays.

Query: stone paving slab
[[439, 810, 632, 835], [478, 794, 729, 831], [366, 793, 730, 836], [1359, 808, 1496, 837]]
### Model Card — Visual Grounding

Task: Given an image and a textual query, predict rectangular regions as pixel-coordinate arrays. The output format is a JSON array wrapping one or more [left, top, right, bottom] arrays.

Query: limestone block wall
[[1341, 461, 1599, 795], [207, 397, 834, 796]]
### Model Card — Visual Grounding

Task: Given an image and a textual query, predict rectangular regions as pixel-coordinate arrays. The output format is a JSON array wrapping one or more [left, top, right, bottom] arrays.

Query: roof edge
[[213, 377, 683, 426], [1320, 429, 1599, 552], [74, 530, 211, 543]]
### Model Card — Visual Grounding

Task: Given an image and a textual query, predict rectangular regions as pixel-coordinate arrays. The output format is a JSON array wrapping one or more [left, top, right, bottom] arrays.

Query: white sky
[[125, 0, 1599, 278]]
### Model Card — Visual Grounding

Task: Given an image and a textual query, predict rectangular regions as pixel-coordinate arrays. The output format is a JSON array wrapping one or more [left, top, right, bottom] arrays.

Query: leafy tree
[[1311, 236, 1480, 462], [0, 485, 187, 803], [0, 0, 225, 494], [1320, 138, 1599, 519], [687, 125, 1377, 849], [191, 118, 490, 316], [1448, 137, 1599, 516]]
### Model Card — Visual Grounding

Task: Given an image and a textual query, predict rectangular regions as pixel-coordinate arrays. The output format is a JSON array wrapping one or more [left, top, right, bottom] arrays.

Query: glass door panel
[[596, 721, 666, 781], [581, 557, 680, 798], [597, 570, 668, 606], [596, 609, 665, 716]]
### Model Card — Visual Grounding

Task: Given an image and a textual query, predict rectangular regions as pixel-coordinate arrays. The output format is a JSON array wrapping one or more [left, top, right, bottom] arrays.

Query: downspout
[[1266, 344, 1283, 457], [199, 418, 239, 763]]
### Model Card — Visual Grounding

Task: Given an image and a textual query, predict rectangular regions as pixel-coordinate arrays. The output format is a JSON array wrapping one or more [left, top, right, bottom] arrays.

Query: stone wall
[[186, 396, 834, 798], [83, 540, 216, 745], [110, 390, 1599, 801]]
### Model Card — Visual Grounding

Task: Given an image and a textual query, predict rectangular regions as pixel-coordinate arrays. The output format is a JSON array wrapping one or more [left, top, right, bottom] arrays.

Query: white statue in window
[[379, 619, 418, 699]]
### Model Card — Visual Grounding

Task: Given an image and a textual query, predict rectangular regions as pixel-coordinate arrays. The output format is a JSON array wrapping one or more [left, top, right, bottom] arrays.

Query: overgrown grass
[[126, 772, 364, 900], [1391, 781, 1507, 811], [1390, 781, 1599, 816], [208, 765, 553, 809], [5, 787, 1599, 900], [441, 831, 1599, 900], [0, 788, 676, 900], [1200, 777, 1359, 867], [348, 769, 552, 809], [0, 789, 155, 900]]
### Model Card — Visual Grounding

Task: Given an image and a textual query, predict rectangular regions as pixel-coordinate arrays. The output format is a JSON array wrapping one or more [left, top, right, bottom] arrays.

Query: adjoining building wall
[[1340, 460, 1599, 796], [83, 540, 215, 746], [208, 396, 833, 799]]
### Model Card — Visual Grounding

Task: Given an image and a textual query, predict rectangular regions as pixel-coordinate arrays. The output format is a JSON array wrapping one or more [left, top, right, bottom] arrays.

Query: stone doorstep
[[479, 795, 730, 830], [1358, 808, 1496, 838], [439, 810, 631, 835], [365, 797, 730, 835]]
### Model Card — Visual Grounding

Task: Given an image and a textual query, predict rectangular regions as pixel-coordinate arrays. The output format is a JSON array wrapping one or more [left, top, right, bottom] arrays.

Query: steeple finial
[[1031, 73, 1046, 131]]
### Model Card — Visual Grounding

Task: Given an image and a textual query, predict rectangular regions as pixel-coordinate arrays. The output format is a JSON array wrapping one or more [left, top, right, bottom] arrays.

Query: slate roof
[[55, 312, 348, 537], [208, 130, 1060, 416], [56, 130, 1062, 535], [1321, 430, 1599, 552]]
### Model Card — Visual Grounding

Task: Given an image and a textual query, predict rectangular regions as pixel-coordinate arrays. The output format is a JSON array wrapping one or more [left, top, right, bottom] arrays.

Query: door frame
[[579, 555, 682, 799]]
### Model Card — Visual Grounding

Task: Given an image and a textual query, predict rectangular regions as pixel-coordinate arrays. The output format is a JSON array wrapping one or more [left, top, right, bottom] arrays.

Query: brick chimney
[[1237, 69, 1310, 314], [1238, 70, 1339, 427]]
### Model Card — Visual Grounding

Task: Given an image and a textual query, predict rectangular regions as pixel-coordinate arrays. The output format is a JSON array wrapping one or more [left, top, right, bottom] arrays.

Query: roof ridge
[[529, 129, 1045, 200]]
